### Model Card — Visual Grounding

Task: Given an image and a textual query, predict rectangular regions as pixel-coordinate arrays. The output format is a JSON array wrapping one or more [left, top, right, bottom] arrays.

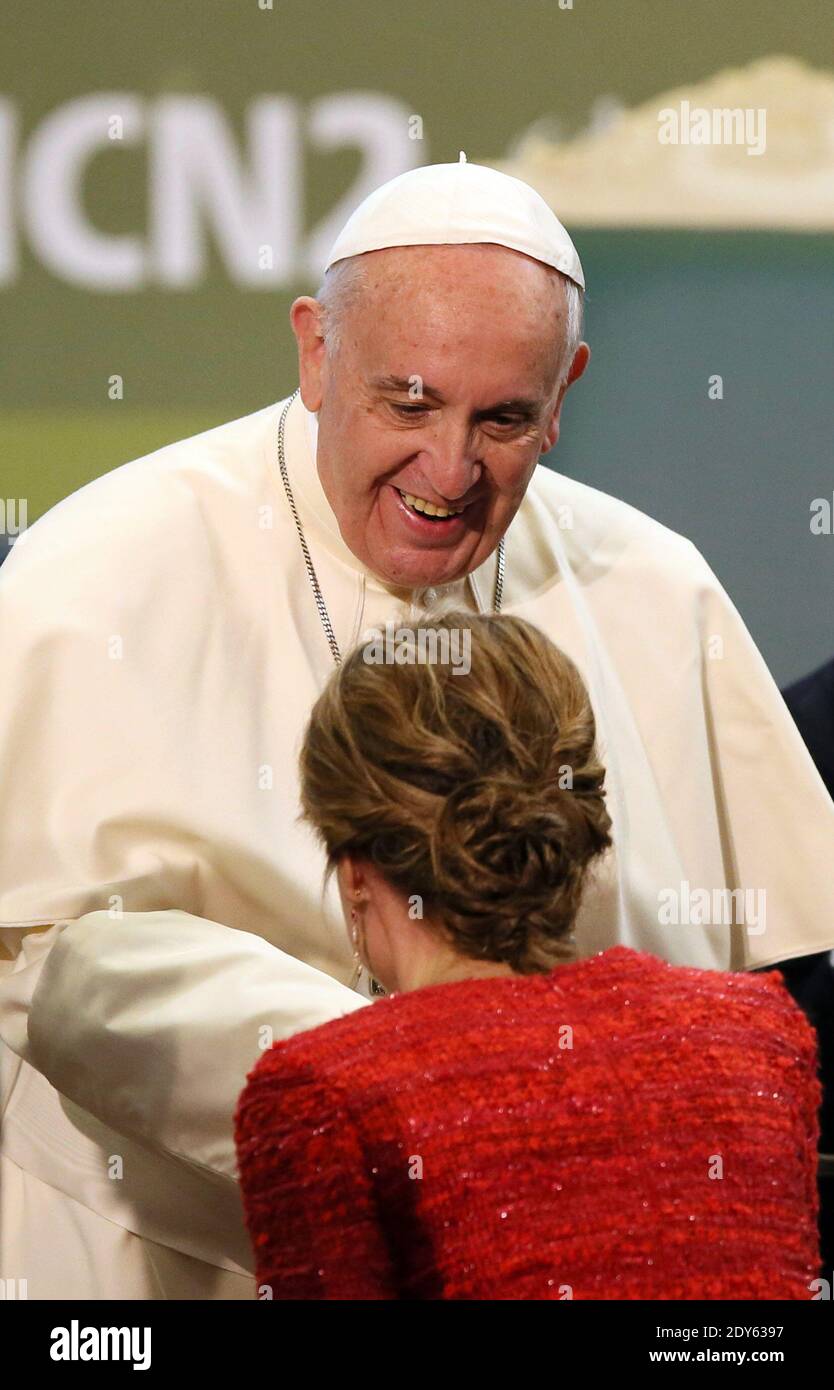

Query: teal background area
[[548, 232, 834, 686]]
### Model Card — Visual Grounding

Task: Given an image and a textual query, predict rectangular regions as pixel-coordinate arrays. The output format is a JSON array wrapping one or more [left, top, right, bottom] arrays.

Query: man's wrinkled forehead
[[347, 246, 567, 386], [347, 245, 566, 359], [358, 241, 562, 300]]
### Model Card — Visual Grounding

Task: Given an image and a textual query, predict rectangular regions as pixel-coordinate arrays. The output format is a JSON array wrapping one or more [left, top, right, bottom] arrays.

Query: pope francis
[[2, 156, 833, 1300]]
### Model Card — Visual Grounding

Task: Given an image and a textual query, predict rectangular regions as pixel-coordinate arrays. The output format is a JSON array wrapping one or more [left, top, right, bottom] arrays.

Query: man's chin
[[368, 543, 483, 591]]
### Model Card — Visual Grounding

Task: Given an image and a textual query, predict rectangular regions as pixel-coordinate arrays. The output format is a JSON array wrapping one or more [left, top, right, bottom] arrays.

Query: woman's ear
[[336, 853, 368, 901]]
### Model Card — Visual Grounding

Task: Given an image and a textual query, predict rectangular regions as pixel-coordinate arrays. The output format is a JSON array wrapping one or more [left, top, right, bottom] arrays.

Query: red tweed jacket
[[234, 945, 821, 1300]]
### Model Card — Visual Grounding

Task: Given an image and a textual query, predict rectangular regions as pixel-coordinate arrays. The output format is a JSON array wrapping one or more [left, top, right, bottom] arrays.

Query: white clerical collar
[[296, 396, 495, 612]]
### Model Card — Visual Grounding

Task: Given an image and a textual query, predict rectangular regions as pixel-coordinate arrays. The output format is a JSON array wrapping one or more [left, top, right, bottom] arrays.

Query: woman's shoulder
[[240, 959, 544, 1094], [576, 947, 819, 1064], [243, 944, 816, 1092], [575, 945, 813, 1019]]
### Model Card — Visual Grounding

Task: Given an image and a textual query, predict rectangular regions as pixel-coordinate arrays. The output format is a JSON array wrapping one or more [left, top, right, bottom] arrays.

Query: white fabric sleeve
[[10, 909, 369, 1181]]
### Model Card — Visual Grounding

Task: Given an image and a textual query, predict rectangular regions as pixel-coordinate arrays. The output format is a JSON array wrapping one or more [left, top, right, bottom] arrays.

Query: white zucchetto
[[324, 151, 585, 289]]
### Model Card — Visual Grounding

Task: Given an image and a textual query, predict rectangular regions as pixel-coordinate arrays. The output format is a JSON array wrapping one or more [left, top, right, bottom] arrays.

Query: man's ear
[[541, 342, 591, 453], [290, 296, 326, 412]]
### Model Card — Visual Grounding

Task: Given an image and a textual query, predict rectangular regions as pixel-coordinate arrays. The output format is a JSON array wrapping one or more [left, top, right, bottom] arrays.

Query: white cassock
[[1, 388, 833, 1299]]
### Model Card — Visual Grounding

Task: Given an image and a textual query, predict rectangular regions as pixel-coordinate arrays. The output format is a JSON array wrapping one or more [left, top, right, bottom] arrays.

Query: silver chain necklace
[[277, 388, 505, 665]]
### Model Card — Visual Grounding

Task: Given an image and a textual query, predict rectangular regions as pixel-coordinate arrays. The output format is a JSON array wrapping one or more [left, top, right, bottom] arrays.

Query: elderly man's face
[[292, 244, 588, 589]]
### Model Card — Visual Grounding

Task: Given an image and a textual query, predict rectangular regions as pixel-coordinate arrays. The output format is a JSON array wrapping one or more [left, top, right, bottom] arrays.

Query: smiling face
[[291, 243, 589, 588]]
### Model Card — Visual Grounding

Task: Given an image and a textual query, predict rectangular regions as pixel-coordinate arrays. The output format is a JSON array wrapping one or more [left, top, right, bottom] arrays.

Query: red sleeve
[[234, 1045, 398, 1300]]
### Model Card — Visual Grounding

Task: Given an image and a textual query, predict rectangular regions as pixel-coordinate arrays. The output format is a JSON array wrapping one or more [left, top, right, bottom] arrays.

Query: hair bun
[[300, 611, 613, 973], [433, 772, 608, 908]]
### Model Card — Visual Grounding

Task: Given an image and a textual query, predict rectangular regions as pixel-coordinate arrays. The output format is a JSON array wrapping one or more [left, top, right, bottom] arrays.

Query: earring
[[349, 906, 361, 963], [349, 899, 386, 996]]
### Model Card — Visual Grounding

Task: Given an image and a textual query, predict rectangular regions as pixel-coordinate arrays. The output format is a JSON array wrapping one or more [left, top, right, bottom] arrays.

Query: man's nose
[[422, 422, 483, 500]]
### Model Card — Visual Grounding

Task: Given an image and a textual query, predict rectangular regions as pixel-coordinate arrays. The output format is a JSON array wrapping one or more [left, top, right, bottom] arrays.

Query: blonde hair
[[299, 612, 611, 973]]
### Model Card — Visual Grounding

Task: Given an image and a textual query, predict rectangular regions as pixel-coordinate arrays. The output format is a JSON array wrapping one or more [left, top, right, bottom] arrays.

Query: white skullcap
[[324, 151, 585, 290]]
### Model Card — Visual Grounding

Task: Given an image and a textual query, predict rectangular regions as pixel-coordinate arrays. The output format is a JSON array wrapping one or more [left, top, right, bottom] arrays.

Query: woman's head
[[299, 612, 612, 992]]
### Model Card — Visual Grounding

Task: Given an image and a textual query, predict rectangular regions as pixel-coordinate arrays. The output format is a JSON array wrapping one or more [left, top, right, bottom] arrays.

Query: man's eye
[[388, 403, 527, 430], [488, 416, 525, 430]]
